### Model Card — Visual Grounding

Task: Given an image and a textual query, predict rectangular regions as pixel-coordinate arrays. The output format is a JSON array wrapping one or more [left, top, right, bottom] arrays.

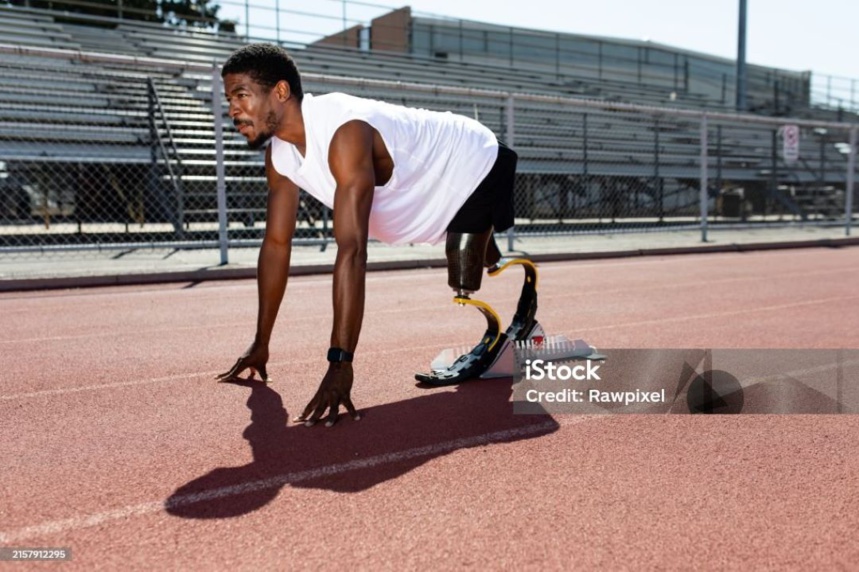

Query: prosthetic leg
[[415, 230, 541, 386]]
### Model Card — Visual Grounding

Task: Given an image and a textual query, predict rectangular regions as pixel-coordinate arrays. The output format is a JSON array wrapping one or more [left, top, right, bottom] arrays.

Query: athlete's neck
[[275, 102, 306, 152]]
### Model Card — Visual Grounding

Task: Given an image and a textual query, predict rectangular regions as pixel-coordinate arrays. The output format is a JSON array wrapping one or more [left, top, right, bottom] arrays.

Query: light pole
[[736, 0, 748, 111]]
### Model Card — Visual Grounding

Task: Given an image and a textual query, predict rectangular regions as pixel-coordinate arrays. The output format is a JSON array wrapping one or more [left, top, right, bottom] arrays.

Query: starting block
[[414, 256, 601, 386], [423, 324, 603, 383]]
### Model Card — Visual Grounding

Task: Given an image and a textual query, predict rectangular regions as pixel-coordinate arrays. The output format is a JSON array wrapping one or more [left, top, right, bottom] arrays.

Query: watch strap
[[327, 347, 354, 363]]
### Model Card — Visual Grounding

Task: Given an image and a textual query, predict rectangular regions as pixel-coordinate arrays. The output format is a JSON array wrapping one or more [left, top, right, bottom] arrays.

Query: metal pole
[[459, 20, 463, 61], [846, 127, 857, 236], [683, 58, 689, 93], [147, 81, 159, 233], [654, 119, 661, 221], [700, 115, 709, 242], [597, 41, 602, 80], [583, 112, 589, 188], [506, 94, 516, 252], [769, 129, 777, 218], [555, 33, 560, 79], [212, 66, 229, 265], [736, 0, 747, 111], [673, 53, 679, 90], [851, 79, 856, 112], [819, 131, 825, 191], [245, 0, 250, 41], [716, 125, 723, 201]]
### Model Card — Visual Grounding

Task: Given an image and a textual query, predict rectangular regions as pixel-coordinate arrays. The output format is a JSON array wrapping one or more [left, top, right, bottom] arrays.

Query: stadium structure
[[0, 3, 856, 249]]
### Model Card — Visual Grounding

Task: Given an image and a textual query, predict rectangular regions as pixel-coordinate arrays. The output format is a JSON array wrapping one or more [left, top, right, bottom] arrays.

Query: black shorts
[[446, 141, 518, 234]]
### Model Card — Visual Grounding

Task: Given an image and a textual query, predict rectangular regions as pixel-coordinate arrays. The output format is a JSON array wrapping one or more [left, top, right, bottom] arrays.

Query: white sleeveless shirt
[[269, 93, 498, 245]]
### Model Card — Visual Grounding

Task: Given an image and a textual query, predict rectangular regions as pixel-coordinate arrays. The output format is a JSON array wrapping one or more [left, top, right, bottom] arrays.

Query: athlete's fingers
[[304, 398, 330, 427], [295, 392, 321, 422], [324, 398, 341, 427], [257, 364, 269, 382], [215, 358, 246, 382], [342, 396, 361, 421]]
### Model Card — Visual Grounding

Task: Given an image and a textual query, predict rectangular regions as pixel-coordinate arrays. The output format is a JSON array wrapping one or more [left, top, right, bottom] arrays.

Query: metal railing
[[147, 77, 185, 237], [0, 44, 856, 266]]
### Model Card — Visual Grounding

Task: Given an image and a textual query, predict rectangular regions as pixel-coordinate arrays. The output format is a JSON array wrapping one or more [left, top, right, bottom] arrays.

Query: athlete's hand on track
[[215, 341, 270, 383], [294, 363, 361, 427]]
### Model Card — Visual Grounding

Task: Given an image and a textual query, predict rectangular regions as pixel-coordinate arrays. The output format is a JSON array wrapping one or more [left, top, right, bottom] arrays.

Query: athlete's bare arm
[[216, 145, 300, 383], [294, 120, 380, 427]]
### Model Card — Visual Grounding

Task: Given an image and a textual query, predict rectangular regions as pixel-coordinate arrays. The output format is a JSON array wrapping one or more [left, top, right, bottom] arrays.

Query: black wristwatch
[[327, 347, 354, 363]]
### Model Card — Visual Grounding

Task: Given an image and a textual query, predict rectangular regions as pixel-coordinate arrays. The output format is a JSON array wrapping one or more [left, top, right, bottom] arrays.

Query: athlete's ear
[[275, 80, 291, 102]]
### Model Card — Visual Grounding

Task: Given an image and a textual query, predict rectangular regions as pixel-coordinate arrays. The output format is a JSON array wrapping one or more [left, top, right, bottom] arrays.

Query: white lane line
[[5, 250, 855, 307], [4, 265, 857, 345], [0, 371, 212, 401], [0, 343, 452, 401], [0, 270, 437, 304], [0, 416, 598, 543], [0, 322, 250, 345], [1, 299, 450, 345], [3, 294, 858, 399], [585, 294, 859, 332], [541, 266, 859, 300]]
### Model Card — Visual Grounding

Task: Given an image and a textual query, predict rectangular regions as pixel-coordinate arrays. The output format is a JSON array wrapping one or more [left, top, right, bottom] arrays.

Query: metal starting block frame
[[429, 324, 604, 380]]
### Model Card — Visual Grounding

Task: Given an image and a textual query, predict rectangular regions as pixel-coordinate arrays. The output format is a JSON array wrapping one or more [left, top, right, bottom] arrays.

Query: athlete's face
[[223, 73, 280, 150]]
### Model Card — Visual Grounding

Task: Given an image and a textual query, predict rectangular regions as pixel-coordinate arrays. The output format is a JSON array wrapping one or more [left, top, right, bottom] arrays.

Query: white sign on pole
[[782, 124, 800, 164]]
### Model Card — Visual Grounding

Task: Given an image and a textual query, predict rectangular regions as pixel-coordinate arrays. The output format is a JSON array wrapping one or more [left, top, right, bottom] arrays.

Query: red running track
[[1, 247, 858, 570]]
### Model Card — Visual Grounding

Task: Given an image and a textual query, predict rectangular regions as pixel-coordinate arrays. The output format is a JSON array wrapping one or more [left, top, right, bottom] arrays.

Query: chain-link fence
[[1, 44, 857, 270]]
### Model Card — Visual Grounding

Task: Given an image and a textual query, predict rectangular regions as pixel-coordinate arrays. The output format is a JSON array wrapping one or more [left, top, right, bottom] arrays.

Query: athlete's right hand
[[215, 341, 270, 383]]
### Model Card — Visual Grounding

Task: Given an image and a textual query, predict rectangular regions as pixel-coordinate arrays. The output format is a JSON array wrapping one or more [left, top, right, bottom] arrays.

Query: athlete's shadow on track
[[165, 378, 558, 519]]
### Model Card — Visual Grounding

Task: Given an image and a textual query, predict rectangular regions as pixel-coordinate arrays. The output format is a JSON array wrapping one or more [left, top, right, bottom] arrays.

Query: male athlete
[[216, 44, 539, 427]]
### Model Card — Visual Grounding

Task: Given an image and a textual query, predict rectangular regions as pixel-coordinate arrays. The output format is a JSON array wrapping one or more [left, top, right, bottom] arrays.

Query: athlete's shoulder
[[309, 91, 362, 107]]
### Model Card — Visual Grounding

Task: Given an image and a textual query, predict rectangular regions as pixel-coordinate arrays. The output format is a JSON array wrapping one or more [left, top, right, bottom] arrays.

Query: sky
[[400, 0, 855, 79], [221, 0, 856, 80]]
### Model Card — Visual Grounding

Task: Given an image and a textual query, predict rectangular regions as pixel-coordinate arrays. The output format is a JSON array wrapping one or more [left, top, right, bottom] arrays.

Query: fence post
[[212, 65, 229, 265], [147, 80, 158, 233], [654, 117, 662, 221], [846, 126, 856, 236], [851, 79, 856, 113], [506, 94, 516, 252], [700, 114, 709, 242], [276, 0, 281, 43]]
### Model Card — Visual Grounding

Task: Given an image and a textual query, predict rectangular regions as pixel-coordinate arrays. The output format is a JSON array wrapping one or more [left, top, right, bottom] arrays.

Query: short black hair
[[222, 43, 303, 102]]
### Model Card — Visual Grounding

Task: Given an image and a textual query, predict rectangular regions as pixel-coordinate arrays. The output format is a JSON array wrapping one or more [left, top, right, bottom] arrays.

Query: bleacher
[[0, 4, 853, 231], [0, 6, 80, 49]]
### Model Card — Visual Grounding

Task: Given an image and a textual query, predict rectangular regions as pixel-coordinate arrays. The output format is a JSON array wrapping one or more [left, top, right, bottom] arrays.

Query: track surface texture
[[2, 247, 858, 570]]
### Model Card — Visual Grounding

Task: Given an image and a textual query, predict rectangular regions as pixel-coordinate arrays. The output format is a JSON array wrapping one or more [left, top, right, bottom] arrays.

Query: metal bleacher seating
[[0, 4, 852, 229]]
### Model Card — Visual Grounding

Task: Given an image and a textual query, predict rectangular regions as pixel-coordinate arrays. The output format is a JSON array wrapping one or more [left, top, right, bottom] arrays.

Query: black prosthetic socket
[[445, 229, 493, 295]]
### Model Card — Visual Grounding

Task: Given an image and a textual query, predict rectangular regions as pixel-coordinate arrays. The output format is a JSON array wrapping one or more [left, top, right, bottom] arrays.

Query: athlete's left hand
[[294, 363, 361, 427]]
